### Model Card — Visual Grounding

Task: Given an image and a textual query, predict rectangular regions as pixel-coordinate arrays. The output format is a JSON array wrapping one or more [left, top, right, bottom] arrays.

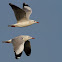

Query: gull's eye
[[22, 38, 23, 39]]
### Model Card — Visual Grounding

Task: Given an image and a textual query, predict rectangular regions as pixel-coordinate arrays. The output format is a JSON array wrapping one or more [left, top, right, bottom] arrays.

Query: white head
[[21, 35, 35, 41], [30, 20, 39, 24]]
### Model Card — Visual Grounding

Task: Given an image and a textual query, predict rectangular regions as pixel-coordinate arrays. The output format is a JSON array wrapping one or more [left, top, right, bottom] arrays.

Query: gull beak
[[32, 38, 35, 39], [36, 22, 39, 23]]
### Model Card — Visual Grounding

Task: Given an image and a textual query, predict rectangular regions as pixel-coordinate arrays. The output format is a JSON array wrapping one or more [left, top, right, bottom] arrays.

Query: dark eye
[[22, 38, 23, 39]]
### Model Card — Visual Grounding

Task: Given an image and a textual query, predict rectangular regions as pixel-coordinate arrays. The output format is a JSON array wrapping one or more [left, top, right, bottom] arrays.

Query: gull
[[8, 3, 39, 27], [2, 35, 35, 59]]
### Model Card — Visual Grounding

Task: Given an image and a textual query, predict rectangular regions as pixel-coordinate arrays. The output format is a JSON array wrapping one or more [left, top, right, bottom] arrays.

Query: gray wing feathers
[[9, 3, 26, 21], [23, 6, 32, 19], [12, 36, 24, 52]]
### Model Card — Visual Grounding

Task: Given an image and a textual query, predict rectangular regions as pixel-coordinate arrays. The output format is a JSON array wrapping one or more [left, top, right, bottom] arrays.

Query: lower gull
[[2, 35, 35, 59]]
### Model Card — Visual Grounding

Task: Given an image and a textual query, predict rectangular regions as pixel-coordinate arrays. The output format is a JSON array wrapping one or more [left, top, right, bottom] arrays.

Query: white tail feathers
[[2, 41, 11, 43], [8, 25, 15, 27], [2, 39, 12, 43]]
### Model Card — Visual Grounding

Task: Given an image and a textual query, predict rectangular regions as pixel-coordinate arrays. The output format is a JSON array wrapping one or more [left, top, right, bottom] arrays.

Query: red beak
[[36, 22, 39, 23], [32, 38, 35, 39]]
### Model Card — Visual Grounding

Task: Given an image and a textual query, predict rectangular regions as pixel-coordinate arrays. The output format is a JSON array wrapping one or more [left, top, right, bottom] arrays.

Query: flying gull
[[2, 35, 35, 59], [8, 3, 39, 27]]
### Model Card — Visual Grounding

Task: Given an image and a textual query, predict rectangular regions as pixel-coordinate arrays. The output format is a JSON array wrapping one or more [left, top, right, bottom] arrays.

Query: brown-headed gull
[[8, 3, 39, 27], [2, 35, 35, 59]]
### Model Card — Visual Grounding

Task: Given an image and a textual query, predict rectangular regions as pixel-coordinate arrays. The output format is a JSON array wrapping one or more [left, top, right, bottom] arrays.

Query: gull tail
[[8, 25, 15, 27], [2, 39, 12, 43]]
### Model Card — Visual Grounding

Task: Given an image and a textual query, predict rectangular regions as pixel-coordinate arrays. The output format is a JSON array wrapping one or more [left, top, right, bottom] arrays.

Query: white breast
[[16, 21, 32, 27]]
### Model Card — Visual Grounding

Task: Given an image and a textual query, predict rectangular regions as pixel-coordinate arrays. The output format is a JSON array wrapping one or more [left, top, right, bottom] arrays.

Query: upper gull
[[8, 3, 39, 27]]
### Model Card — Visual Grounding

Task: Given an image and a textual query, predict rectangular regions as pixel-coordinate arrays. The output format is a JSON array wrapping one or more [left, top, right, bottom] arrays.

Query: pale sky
[[0, 0, 62, 62]]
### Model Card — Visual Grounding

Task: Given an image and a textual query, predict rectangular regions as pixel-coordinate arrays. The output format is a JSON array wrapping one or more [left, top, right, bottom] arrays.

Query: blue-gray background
[[0, 0, 62, 62]]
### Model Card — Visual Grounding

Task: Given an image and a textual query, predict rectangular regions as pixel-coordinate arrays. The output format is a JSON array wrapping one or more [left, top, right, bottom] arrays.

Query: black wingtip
[[9, 3, 12, 6], [24, 40, 31, 56], [9, 3, 15, 7], [24, 48, 31, 56], [23, 3, 30, 8], [14, 51, 22, 59]]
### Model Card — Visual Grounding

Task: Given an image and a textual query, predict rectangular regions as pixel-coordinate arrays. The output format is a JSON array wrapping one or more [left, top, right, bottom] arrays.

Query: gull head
[[21, 35, 35, 41]]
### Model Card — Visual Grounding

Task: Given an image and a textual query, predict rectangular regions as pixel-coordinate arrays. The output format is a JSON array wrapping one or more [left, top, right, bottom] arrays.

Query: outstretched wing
[[23, 3, 32, 19], [9, 3, 26, 22], [12, 36, 24, 59], [24, 40, 31, 56]]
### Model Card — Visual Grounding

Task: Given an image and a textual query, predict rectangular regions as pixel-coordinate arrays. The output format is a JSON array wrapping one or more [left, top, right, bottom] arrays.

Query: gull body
[[8, 3, 39, 27], [8, 20, 37, 27], [2, 35, 35, 59]]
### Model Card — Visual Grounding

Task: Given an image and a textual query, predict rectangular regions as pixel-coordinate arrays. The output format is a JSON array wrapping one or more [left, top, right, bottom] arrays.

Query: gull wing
[[9, 3, 26, 22], [24, 40, 31, 56], [12, 36, 24, 59], [23, 3, 32, 19]]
